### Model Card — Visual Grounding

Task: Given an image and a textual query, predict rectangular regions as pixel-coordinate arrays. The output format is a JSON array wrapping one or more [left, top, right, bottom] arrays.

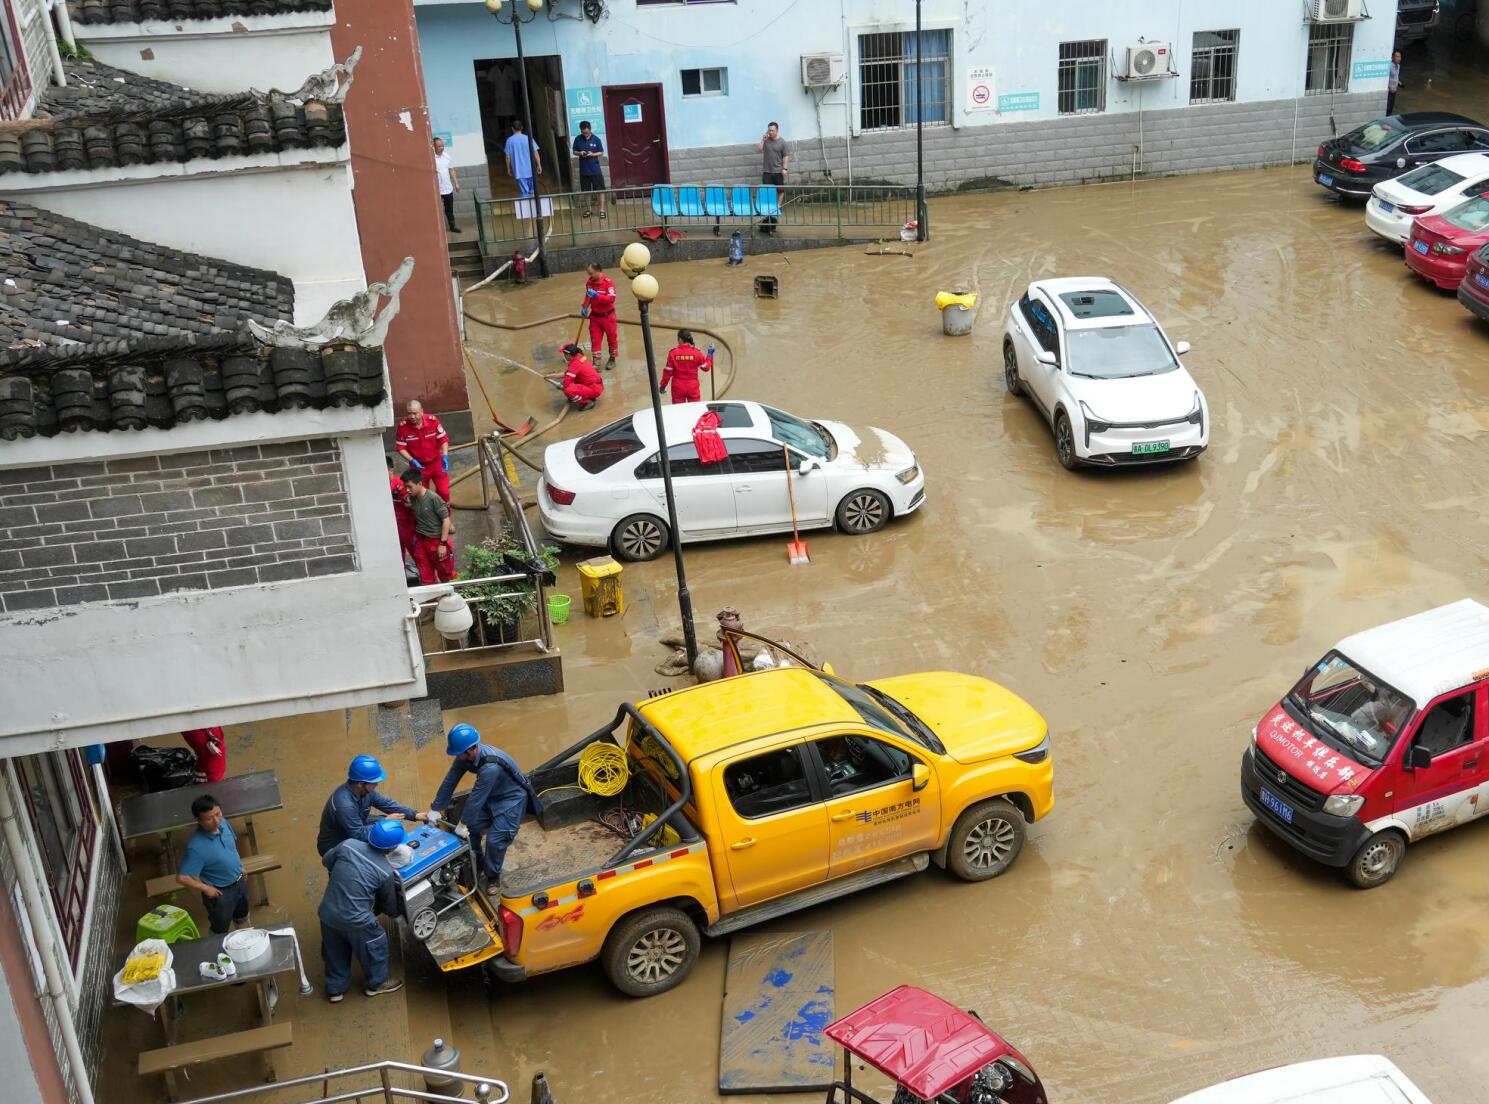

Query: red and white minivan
[[1241, 600, 1489, 888]]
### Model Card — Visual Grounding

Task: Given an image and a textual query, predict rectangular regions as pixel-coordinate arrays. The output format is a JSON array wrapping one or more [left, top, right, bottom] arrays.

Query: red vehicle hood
[[1256, 704, 1371, 795]]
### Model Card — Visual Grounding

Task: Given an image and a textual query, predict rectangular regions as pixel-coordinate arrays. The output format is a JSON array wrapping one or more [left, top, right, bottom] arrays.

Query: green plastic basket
[[547, 594, 571, 625]]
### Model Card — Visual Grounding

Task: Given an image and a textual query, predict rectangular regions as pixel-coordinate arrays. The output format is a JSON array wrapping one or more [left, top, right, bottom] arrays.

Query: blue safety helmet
[[446, 723, 480, 757], [368, 820, 407, 851], [347, 755, 387, 784]]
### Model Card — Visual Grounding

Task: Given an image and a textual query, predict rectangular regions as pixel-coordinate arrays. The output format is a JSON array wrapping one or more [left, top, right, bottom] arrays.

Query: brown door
[[602, 84, 668, 188]]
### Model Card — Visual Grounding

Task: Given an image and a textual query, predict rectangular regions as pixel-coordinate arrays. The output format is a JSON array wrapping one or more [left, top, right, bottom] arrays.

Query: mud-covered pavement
[[105, 81, 1489, 1104]]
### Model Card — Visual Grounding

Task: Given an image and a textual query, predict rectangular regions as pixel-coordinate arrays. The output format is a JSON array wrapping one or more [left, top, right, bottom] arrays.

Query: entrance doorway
[[474, 55, 571, 197], [602, 84, 669, 188]]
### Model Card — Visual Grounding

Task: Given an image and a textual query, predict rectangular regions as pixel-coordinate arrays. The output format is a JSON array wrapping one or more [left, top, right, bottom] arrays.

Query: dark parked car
[[1457, 243, 1489, 323], [1396, 0, 1441, 42], [1314, 112, 1489, 199]]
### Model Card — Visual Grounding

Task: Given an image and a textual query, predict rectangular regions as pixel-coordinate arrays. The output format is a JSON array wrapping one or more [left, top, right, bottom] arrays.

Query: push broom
[[783, 445, 810, 565]]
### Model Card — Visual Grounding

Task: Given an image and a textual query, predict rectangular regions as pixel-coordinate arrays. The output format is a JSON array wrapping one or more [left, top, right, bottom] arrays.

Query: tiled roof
[[70, 0, 333, 25], [0, 59, 346, 176], [0, 203, 386, 439]]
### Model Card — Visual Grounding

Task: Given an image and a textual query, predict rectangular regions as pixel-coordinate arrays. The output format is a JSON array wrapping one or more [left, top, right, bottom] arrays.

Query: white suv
[[1001, 277, 1208, 470]]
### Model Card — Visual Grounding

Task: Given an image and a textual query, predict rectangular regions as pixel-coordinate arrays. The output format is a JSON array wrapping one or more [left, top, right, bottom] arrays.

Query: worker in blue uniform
[[317, 754, 430, 857], [318, 819, 408, 1003], [429, 723, 542, 896]]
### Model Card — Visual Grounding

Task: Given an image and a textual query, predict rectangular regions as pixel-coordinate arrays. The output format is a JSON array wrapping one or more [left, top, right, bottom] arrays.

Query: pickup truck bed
[[501, 821, 621, 895]]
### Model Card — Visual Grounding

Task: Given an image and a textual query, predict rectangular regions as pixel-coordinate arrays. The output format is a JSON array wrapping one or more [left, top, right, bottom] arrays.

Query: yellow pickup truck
[[479, 645, 1053, 997]]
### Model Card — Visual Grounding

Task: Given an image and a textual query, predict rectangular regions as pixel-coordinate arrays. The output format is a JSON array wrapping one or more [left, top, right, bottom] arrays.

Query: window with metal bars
[[1190, 29, 1239, 104], [17, 751, 97, 964], [1305, 22, 1352, 95], [0, 1, 30, 123], [1058, 40, 1107, 115], [858, 30, 952, 132]]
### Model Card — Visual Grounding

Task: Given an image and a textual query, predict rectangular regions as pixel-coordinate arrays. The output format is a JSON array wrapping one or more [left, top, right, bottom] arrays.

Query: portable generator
[[392, 799, 503, 971]]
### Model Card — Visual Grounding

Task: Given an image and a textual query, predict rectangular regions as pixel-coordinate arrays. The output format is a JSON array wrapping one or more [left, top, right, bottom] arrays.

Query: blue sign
[[998, 92, 1040, 113], [432, 130, 452, 148], [566, 86, 604, 138], [1352, 60, 1392, 80], [622, 102, 644, 124]]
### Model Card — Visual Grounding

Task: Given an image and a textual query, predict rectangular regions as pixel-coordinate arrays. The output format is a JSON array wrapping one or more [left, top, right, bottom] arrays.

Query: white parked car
[[1366, 152, 1489, 244], [1169, 1055, 1432, 1103], [1000, 277, 1208, 470], [537, 400, 925, 561]]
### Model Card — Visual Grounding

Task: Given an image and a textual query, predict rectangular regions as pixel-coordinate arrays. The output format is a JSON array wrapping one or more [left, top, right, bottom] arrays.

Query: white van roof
[[1168, 1055, 1431, 1103], [1335, 599, 1489, 708]]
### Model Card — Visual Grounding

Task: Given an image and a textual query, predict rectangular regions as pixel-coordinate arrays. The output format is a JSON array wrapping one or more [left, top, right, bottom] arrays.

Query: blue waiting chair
[[754, 186, 782, 235], [704, 186, 731, 236], [651, 186, 678, 230], [677, 186, 706, 218], [729, 186, 753, 217]]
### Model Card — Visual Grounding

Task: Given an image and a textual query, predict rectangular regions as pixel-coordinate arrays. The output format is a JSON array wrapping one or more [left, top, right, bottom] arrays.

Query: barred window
[[1190, 29, 1239, 104], [1305, 22, 1352, 96], [1058, 40, 1107, 115], [858, 30, 952, 131], [17, 751, 98, 964]]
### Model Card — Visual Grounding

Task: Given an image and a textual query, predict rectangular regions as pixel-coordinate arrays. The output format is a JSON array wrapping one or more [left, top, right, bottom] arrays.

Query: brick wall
[[0, 439, 358, 613]]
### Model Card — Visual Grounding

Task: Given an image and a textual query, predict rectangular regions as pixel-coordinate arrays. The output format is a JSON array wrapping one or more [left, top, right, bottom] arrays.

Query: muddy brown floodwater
[[103, 72, 1489, 1104]]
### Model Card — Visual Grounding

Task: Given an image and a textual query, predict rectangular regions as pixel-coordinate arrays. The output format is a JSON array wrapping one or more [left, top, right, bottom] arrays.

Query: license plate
[[1413, 239, 1430, 255], [1475, 272, 1489, 290], [1378, 201, 1395, 214], [1260, 787, 1295, 825], [1318, 173, 1335, 187], [1132, 441, 1170, 456]]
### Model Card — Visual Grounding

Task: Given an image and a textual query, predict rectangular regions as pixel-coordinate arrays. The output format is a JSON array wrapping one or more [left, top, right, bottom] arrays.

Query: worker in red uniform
[[386, 456, 416, 558], [404, 471, 456, 584], [394, 400, 450, 502], [581, 262, 618, 370], [560, 344, 604, 410], [659, 330, 714, 404], [181, 727, 227, 784]]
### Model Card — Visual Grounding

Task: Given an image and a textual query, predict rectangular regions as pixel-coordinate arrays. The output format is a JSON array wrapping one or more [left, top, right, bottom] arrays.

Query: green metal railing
[[474, 183, 919, 256]]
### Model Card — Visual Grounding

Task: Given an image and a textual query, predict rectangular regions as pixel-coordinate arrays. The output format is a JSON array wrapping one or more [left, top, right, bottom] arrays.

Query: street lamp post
[[914, 0, 927, 242], [484, 0, 550, 278], [621, 242, 699, 667]]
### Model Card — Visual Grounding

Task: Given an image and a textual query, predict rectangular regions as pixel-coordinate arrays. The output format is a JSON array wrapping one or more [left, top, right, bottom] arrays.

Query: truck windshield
[[1287, 653, 1413, 767], [820, 677, 943, 753]]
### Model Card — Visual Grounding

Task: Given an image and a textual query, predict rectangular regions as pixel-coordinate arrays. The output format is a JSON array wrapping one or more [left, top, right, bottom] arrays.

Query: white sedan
[[1366, 151, 1489, 244], [1000, 277, 1208, 470], [537, 400, 925, 561], [1168, 1055, 1432, 1103]]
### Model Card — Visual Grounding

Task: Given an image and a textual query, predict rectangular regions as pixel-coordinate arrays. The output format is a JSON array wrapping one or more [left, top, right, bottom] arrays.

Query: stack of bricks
[[0, 439, 357, 613]]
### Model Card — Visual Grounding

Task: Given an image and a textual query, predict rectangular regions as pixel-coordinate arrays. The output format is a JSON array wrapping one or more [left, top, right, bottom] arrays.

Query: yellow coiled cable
[[538, 741, 629, 799]]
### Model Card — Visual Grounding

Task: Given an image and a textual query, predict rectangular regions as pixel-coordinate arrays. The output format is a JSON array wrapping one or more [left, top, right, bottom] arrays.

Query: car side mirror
[[1397, 157, 1407, 169], [797, 459, 820, 475], [1175, 340, 1191, 356], [1407, 746, 1432, 771], [821, 661, 836, 676], [911, 762, 930, 792], [1035, 349, 1058, 367]]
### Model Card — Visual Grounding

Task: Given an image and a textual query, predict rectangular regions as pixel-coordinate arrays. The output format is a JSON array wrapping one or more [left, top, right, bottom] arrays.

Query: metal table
[[119, 771, 282, 902]]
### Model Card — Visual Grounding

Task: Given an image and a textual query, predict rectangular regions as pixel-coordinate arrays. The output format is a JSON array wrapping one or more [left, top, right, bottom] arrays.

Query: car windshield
[[1398, 163, 1466, 195], [1444, 195, 1489, 232], [1342, 120, 1402, 154], [573, 416, 643, 474], [1286, 653, 1413, 767], [819, 676, 941, 753], [764, 406, 835, 460], [1064, 324, 1179, 379]]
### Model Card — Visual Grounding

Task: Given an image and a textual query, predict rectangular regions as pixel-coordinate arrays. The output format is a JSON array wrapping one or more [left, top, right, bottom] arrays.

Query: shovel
[[783, 445, 810, 566]]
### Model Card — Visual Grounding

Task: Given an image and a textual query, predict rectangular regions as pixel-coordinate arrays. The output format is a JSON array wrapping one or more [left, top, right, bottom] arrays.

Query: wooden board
[[719, 931, 835, 1095], [144, 853, 281, 897]]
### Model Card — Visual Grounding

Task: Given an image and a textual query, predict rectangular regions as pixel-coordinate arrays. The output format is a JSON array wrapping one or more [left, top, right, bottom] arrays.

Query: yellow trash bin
[[577, 556, 625, 618]]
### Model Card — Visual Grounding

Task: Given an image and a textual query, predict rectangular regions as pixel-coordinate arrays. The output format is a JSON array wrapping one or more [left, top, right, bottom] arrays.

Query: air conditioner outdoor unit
[[1309, 0, 1365, 21], [801, 53, 846, 89], [1122, 41, 1172, 80]]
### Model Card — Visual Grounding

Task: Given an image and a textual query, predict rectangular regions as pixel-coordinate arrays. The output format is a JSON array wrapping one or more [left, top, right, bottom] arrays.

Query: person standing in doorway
[[756, 122, 790, 235], [176, 796, 249, 935], [395, 400, 451, 502], [405, 471, 456, 585], [504, 119, 542, 198], [582, 262, 619, 369], [572, 121, 607, 219], [433, 137, 460, 233], [1387, 51, 1404, 115]]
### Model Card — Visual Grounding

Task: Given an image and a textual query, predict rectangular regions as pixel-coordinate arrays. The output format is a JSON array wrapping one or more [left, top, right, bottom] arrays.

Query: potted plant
[[461, 527, 560, 645]]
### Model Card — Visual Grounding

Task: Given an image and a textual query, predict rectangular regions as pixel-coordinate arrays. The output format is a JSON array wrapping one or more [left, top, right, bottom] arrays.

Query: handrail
[[177, 1060, 509, 1104], [481, 434, 554, 651]]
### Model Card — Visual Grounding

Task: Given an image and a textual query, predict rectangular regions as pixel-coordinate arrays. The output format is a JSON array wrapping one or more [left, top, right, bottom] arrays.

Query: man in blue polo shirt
[[572, 121, 607, 220], [176, 794, 248, 934]]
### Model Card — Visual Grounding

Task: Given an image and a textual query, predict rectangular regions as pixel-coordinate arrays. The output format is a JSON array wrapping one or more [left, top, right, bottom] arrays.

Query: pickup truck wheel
[[1346, 831, 1405, 889], [947, 799, 1026, 881], [602, 907, 700, 998]]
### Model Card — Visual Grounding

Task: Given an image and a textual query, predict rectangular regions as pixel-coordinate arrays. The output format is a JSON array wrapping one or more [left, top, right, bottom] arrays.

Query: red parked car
[[1405, 194, 1489, 289], [1459, 243, 1489, 323]]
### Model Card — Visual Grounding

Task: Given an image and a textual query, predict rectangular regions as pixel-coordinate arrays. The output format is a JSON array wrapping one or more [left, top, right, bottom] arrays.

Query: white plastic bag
[[113, 938, 176, 1014]]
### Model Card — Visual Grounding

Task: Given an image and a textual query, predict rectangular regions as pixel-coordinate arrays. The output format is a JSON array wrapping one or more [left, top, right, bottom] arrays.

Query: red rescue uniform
[[395, 413, 450, 501], [181, 728, 227, 783], [413, 536, 457, 584], [389, 470, 416, 554], [563, 352, 605, 405], [585, 273, 618, 360], [660, 343, 712, 404]]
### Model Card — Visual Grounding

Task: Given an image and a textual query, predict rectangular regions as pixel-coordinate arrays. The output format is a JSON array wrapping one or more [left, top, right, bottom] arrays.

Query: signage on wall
[[623, 102, 644, 124], [998, 92, 1040, 114], [566, 86, 605, 138], [432, 130, 453, 148], [1351, 60, 1392, 80], [966, 67, 996, 112]]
